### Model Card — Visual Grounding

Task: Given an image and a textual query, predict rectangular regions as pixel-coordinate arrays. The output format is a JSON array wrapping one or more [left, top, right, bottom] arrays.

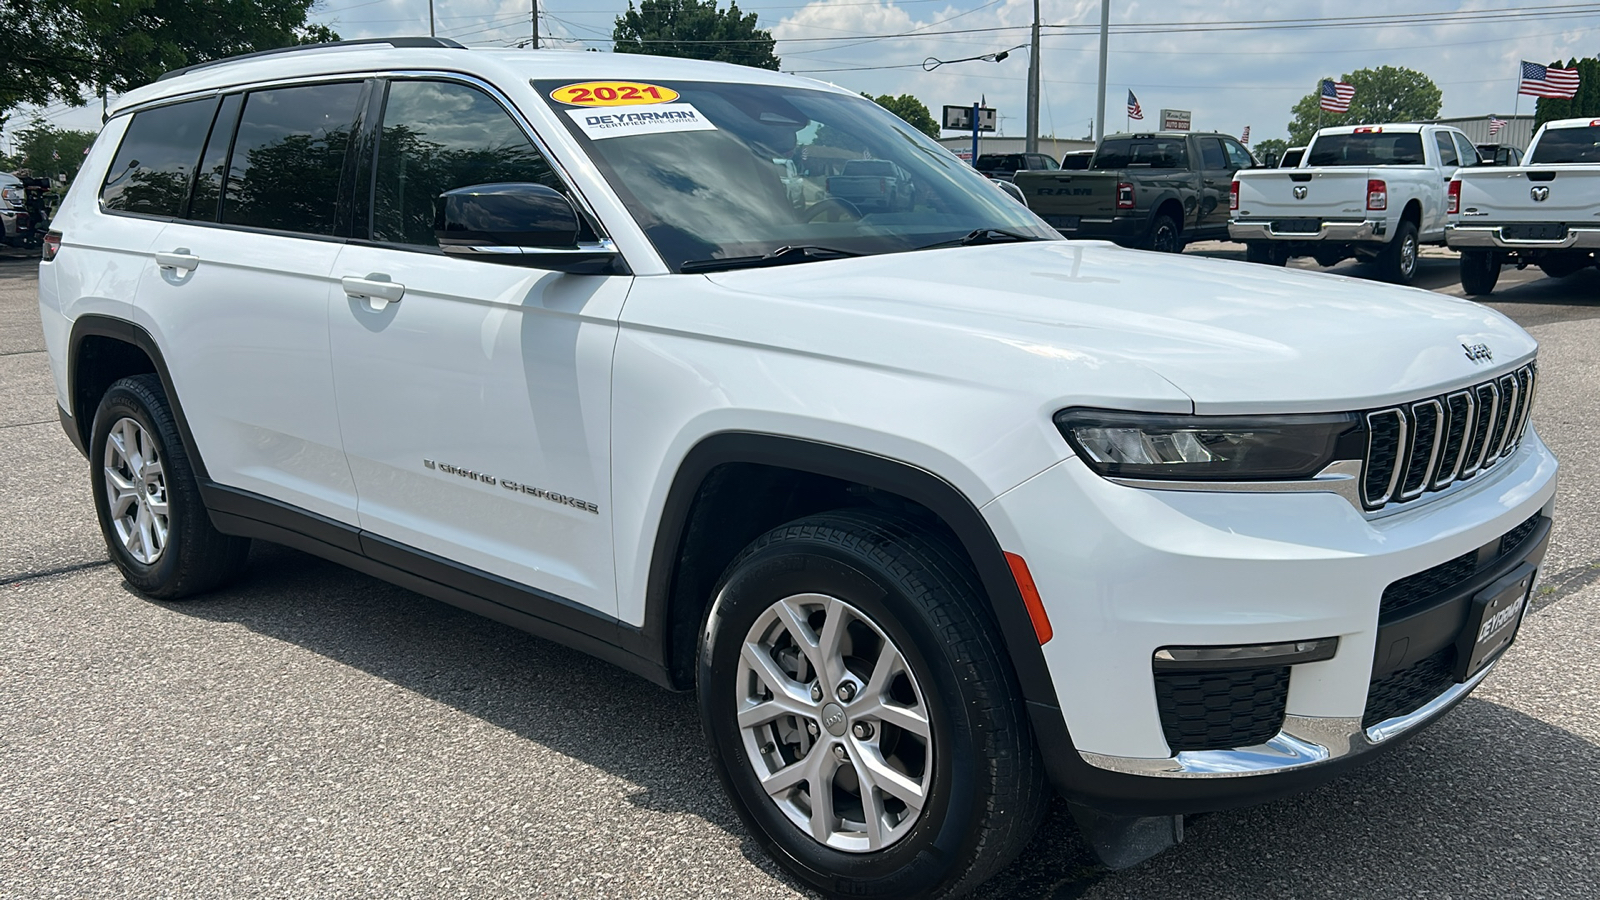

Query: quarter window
[[221, 82, 363, 236], [101, 98, 218, 217], [371, 80, 564, 247]]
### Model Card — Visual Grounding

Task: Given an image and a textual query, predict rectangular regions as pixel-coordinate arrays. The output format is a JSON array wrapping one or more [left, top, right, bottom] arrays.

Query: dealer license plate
[[1044, 214, 1080, 230], [1501, 223, 1567, 241], [1271, 218, 1320, 234], [1456, 563, 1536, 681]]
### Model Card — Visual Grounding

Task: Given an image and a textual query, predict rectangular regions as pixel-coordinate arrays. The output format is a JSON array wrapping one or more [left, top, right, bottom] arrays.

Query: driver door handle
[[342, 274, 405, 304], [155, 249, 199, 273]]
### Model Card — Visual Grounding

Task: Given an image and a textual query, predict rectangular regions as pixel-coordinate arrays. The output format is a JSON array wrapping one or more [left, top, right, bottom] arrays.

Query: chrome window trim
[[1079, 659, 1497, 778]]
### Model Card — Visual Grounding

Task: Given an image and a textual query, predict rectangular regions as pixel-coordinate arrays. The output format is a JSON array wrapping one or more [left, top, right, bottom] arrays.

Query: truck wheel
[[698, 510, 1046, 899], [1459, 250, 1501, 296], [90, 375, 251, 599], [1147, 214, 1182, 253], [1378, 220, 1420, 284], [1245, 242, 1286, 266]]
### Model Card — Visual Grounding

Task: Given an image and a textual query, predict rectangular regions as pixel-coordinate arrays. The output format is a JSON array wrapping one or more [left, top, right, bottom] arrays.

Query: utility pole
[[531, 0, 539, 49], [1094, 0, 1109, 144], [1025, 0, 1040, 152]]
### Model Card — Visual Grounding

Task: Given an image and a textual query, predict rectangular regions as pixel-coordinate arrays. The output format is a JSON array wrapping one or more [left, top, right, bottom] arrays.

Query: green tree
[[1533, 57, 1600, 128], [1, 0, 338, 124], [613, 0, 778, 70], [865, 93, 939, 140], [1252, 137, 1289, 166], [9, 119, 97, 184], [1286, 66, 1443, 144]]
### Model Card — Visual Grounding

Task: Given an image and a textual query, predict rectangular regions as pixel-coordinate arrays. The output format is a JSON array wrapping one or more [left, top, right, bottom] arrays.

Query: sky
[[8, 0, 1600, 151]]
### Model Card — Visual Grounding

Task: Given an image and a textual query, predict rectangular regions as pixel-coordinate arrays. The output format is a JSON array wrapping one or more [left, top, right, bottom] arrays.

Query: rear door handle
[[155, 249, 199, 273], [341, 274, 405, 304]]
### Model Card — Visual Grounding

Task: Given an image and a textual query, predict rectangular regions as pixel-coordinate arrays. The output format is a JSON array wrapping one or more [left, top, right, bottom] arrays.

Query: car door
[[1196, 137, 1232, 232], [327, 76, 628, 617], [134, 81, 367, 523], [1425, 129, 1462, 239]]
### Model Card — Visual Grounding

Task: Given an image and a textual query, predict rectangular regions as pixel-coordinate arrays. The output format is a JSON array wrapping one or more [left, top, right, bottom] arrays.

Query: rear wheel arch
[[1401, 198, 1423, 227], [644, 433, 1060, 711], [66, 316, 207, 480]]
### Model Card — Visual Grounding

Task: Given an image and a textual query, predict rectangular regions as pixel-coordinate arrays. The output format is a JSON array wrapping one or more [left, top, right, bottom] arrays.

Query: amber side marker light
[[1004, 552, 1054, 645]]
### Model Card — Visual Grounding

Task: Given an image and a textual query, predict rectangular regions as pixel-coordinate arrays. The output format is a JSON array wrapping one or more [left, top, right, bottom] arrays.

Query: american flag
[[1320, 79, 1356, 113], [1240, 126, 1250, 144], [1127, 90, 1143, 120], [1488, 116, 1507, 138], [1519, 61, 1579, 98]]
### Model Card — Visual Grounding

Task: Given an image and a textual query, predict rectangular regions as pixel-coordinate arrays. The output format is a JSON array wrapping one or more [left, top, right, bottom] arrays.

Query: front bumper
[[1446, 224, 1600, 250], [1229, 218, 1384, 242], [984, 428, 1558, 812]]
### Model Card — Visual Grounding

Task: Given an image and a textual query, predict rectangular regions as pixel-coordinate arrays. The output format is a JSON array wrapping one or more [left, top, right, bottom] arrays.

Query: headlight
[[1054, 409, 1363, 481]]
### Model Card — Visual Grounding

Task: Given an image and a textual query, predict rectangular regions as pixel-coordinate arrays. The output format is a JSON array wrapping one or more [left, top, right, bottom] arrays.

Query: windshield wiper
[[914, 229, 1046, 251], [680, 245, 860, 273]]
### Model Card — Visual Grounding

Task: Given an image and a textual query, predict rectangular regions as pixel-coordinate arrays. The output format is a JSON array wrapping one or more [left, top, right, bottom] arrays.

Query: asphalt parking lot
[[2, 247, 1597, 899]]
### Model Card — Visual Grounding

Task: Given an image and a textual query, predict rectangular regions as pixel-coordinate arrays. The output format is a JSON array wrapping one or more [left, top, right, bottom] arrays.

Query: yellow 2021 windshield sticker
[[550, 82, 680, 107]]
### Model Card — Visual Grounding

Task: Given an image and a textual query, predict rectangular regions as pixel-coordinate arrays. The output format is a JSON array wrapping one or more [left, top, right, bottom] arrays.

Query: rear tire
[[1245, 241, 1287, 266], [1146, 214, 1182, 253], [1459, 250, 1501, 296], [698, 510, 1046, 899], [90, 375, 250, 599], [1378, 220, 1420, 284]]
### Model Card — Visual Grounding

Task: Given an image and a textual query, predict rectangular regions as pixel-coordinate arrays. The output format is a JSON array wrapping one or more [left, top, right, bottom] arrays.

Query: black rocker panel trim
[[65, 315, 207, 479], [203, 483, 670, 687], [644, 432, 1062, 710]]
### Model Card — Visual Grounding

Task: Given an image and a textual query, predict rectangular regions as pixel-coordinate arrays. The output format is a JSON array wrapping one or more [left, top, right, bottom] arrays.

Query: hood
[[705, 241, 1535, 414]]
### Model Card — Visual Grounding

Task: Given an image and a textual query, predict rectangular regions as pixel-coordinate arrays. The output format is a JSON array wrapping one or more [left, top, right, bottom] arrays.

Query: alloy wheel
[[103, 416, 170, 565], [735, 592, 933, 853]]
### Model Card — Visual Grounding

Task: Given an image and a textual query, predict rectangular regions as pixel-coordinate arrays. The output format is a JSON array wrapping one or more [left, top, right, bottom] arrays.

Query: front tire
[[1378, 220, 1420, 284], [90, 375, 250, 599], [1459, 250, 1501, 296], [698, 511, 1046, 899]]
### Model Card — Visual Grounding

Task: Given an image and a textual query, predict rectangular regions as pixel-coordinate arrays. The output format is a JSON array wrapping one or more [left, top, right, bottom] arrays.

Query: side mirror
[[434, 183, 626, 275]]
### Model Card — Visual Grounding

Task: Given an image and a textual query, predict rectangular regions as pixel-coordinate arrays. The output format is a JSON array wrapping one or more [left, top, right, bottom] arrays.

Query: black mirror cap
[[436, 182, 580, 249]]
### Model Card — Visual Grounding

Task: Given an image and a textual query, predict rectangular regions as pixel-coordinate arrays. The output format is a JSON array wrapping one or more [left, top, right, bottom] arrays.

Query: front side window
[[1222, 139, 1254, 171], [371, 80, 565, 247], [536, 79, 1050, 271], [101, 98, 218, 217], [1198, 138, 1227, 170], [1307, 132, 1424, 166], [222, 82, 363, 235]]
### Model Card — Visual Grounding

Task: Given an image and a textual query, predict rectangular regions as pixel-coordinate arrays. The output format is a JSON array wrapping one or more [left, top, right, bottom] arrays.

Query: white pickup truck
[[1231, 123, 1481, 283], [1447, 117, 1600, 295]]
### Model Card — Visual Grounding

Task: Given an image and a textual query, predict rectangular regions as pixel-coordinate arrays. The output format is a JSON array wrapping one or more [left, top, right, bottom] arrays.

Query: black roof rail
[[155, 37, 466, 83]]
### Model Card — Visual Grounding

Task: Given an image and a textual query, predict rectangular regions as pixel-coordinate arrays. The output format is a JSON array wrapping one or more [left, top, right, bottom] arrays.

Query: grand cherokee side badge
[[1462, 343, 1493, 363], [423, 459, 600, 514]]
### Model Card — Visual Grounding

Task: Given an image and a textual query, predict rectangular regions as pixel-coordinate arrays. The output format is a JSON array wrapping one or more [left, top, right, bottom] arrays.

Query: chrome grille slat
[[1360, 364, 1535, 511]]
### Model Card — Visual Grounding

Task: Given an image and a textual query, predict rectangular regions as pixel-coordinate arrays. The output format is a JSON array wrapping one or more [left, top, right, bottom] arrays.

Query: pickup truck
[[1230, 123, 1480, 283], [975, 152, 1061, 182], [825, 158, 914, 213], [1013, 131, 1255, 252], [1448, 117, 1600, 294]]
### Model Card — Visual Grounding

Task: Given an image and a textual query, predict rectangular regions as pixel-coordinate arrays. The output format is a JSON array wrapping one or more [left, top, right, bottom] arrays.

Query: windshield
[[536, 79, 1053, 271], [1092, 138, 1188, 169], [1529, 127, 1600, 164], [1307, 132, 1424, 166]]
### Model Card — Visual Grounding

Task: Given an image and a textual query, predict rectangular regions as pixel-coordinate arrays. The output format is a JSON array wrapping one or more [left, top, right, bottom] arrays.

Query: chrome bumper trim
[[1078, 660, 1496, 778], [1229, 219, 1380, 242], [1445, 225, 1600, 250]]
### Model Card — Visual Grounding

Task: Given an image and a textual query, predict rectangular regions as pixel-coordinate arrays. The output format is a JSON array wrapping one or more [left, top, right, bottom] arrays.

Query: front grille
[[1154, 667, 1290, 752], [1361, 364, 1537, 510], [1379, 512, 1542, 619], [1363, 645, 1456, 728]]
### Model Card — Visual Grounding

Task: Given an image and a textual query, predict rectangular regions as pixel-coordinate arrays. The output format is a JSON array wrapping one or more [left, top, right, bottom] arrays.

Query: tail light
[[1230, 180, 1240, 211], [1366, 179, 1387, 211], [1447, 179, 1461, 215], [1116, 182, 1135, 210], [43, 231, 62, 262]]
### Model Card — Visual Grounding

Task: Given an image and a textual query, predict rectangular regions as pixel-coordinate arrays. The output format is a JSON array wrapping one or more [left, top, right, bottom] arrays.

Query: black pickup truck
[[1012, 132, 1256, 251]]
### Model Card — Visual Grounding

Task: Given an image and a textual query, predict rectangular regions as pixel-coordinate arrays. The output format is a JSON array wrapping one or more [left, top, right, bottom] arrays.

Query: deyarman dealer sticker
[[565, 103, 718, 140]]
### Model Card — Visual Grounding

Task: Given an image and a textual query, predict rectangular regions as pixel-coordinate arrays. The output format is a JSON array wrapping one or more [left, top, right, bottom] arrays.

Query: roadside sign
[[943, 105, 996, 132], [1160, 109, 1192, 131]]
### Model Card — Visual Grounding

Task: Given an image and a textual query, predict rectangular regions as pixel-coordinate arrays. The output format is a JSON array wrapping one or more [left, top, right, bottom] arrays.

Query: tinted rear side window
[[1529, 127, 1600, 164], [1093, 138, 1188, 169], [101, 98, 218, 216], [222, 82, 363, 235], [188, 94, 242, 222], [1306, 133, 1424, 166]]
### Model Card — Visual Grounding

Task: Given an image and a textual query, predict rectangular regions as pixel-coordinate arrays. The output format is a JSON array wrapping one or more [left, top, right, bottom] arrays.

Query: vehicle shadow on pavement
[[159, 542, 1597, 900]]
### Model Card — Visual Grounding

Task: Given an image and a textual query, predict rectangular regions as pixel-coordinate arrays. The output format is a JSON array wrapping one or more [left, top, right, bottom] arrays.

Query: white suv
[[39, 39, 1557, 898]]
